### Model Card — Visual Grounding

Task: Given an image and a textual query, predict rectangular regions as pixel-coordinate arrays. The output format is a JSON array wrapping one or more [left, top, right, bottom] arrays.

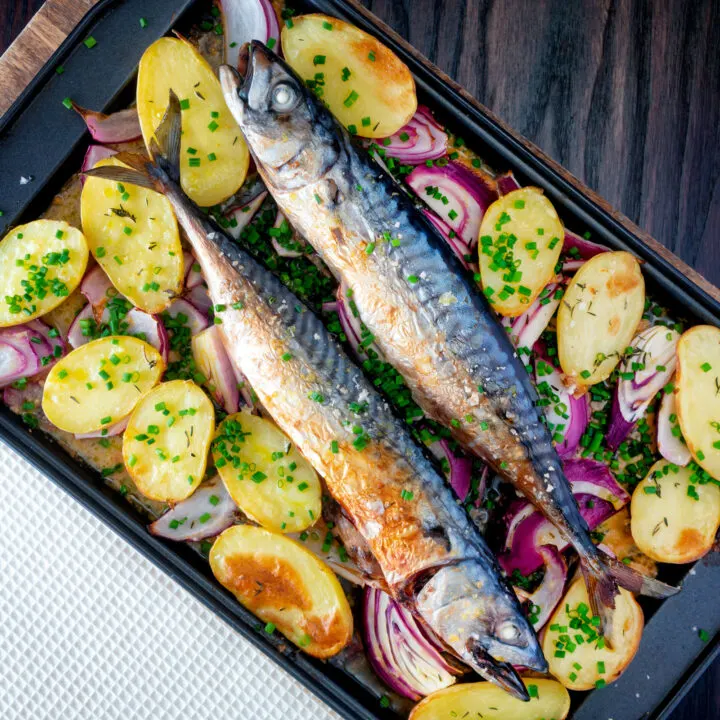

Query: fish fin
[[150, 90, 182, 182], [81, 165, 154, 190], [582, 551, 679, 645], [600, 552, 680, 599]]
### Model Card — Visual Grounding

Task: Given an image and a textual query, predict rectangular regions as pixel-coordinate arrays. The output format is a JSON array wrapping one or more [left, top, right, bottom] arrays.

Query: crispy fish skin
[[221, 43, 679, 638], [83, 91, 547, 698]]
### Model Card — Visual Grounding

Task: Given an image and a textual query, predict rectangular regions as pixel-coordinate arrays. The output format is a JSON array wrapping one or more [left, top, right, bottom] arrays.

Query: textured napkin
[[0, 443, 341, 720]]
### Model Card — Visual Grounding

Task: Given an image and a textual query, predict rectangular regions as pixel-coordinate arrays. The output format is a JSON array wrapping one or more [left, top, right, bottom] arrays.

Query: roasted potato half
[[478, 188, 564, 317], [137, 37, 249, 206], [409, 679, 570, 720], [213, 411, 321, 533], [81, 157, 183, 314], [543, 578, 643, 690], [676, 325, 720, 479], [42, 336, 163, 434], [558, 251, 644, 390], [0, 220, 88, 327], [631, 459, 720, 563], [123, 380, 215, 502], [210, 524, 353, 658], [282, 14, 416, 138]]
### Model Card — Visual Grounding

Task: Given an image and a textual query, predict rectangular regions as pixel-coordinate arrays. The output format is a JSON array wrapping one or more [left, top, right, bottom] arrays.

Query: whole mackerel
[[220, 42, 678, 636], [85, 92, 547, 700]]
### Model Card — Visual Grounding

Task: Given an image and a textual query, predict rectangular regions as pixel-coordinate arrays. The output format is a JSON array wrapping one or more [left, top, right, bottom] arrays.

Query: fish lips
[[219, 40, 275, 113]]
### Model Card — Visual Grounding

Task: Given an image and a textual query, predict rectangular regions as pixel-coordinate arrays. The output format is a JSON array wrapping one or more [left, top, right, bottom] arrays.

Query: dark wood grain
[[1, 0, 718, 718]]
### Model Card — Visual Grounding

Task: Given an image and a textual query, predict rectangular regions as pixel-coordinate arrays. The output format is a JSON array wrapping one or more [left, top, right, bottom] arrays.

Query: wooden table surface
[[1, 0, 718, 717]]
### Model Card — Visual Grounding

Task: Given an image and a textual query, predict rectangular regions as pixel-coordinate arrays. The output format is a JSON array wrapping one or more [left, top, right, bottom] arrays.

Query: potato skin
[[558, 251, 644, 391], [543, 578, 643, 690], [676, 325, 720, 479], [409, 679, 570, 720], [631, 459, 720, 563], [210, 524, 353, 658], [282, 14, 416, 138]]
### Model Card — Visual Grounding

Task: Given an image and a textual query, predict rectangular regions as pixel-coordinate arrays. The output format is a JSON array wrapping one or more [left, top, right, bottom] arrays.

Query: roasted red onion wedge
[[80, 264, 116, 313], [80, 145, 117, 184], [149, 476, 237, 542], [72, 103, 142, 143], [165, 298, 210, 335], [561, 229, 610, 272], [502, 283, 562, 358], [75, 416, 129, 440], [363, 587, 459, 700], [496, 171, 522, 195], [191, 325, 240, 413], [607, 326, 680, 449], [657, 386, 691, 466], [434, 438, 473, 501], [225, 190, 268, 240], [219, 0, 280, 70], [378, 106, 448, 164], [406, 162, 498, 248], [183, 251, 204, 289], [514, 545, 568, 631], [500, 459, 629, 575], [422, 210, 473, 269]]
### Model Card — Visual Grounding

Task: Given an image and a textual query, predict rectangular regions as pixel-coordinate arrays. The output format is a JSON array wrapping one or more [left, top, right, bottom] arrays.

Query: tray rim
[[1, 1, 718, 719]]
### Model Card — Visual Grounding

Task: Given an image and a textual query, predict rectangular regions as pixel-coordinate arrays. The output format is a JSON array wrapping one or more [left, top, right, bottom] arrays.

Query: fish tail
[[581, 550, 679, 644], [81, 90, 182, 192]]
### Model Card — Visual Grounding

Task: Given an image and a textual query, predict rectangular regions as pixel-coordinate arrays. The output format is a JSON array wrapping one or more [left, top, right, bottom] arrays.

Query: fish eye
[[496, 620, 522, 643], [271, 83, 297, 112]]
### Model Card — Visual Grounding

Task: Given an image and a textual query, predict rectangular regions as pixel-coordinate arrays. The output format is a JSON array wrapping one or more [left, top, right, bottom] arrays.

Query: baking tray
[[1, 1, 718, 718]]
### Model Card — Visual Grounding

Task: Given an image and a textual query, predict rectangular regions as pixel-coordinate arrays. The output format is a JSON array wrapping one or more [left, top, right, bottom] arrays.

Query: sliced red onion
[[378, 106, 448, 164], [75, 416, 129, 440], [406, 162, 498, 248], [26, 319, 65, 364], [422, 209, 473, 269], [225, 190, 268, 240], [72, 103, 142, 143], [80, 264, 116, 313], [657, 387, 691, 466], [500, 459, 628, 575], [165, 298, 210, 335], [496, 171, 521, 195], [192, 325, 240, 413], [534, 351, 590, 457], [67, 304, 96, 348], [183, 251, 204, 289], [514, 545, 567, 631], [219, 0, 280, 70], [436, 438, 473, 501], [607, 325, 680, 449], [149, 476, 237, 541], [123, 308, 169, 362], [503, 283, 561, 359], [80, 145, 117, 184], [270, 210, 304, 258], [0, 328, 43, 387], [187, 284, 213, 315], [562, 229, 609, 272], [332, 284, 380, 359], [363, 587, 458, 700]]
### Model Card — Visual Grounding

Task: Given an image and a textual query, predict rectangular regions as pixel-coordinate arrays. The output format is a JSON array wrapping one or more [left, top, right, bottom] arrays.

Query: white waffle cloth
[[0, 443, 342, 720]]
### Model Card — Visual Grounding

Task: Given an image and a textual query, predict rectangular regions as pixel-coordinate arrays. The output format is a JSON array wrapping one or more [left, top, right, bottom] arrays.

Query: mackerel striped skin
[[222, 44, 679, 638], [94, 90, 548, 695]]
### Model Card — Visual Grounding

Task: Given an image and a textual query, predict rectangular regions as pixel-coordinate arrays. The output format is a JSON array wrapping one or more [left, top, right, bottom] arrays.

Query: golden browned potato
[[42, 336, 163, 434], [213, 412, 321, 533], [81, 157, 183, 314], [123, 380, 215, 503], [0, 220, 88, 327], [558, 251, 644, 391], [137, 37, 249, 206], [543, 578, 643, 690], [282, 14, 416, 138], [630, 459, 720, 563], [210, 524, 353, 658], [676, 325, 720, 479], [478, 188, 564, 316], [409, 679, 570, 720]]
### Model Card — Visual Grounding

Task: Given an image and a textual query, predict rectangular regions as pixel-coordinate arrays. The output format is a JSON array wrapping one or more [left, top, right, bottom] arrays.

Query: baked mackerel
[[84, 92, 547, 700], [220, 42, 678, 639]]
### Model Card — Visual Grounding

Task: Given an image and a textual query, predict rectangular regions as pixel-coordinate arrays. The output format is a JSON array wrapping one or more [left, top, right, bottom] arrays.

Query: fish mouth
[[467, 642, 531, 702]]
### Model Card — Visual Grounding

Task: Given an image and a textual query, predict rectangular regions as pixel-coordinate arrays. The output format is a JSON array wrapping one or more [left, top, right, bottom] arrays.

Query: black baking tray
[[1, 1, 718, 718]]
